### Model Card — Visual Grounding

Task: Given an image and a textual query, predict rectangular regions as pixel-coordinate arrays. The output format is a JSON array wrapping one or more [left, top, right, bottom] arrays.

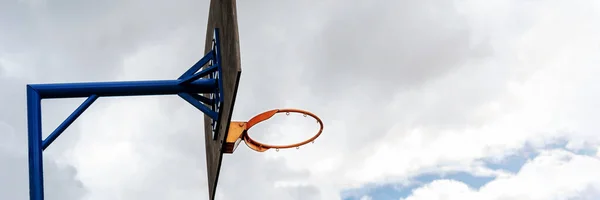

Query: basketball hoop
[[224, 109, 323, 153]]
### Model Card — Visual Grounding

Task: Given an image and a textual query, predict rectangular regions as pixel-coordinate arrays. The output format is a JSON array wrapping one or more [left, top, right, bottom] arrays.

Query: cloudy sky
[[1, 0, 600, 199]]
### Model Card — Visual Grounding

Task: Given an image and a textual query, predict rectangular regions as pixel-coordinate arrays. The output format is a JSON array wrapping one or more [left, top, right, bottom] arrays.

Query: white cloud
[[401, 150, 600, 200], [360, 195, 373, 200]]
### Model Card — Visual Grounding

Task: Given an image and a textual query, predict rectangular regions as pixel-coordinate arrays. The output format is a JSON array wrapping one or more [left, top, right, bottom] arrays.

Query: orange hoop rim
[[242, 108, 323, 151]]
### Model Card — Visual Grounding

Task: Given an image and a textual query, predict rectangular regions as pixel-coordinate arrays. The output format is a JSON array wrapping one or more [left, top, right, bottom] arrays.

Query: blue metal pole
[[42, 95, 99, 150], [29, 79, 217, 99], [27, 86, 44, 200]]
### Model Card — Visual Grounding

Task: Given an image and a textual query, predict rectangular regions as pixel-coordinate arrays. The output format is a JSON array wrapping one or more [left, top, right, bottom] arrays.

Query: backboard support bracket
[[26, 28, 226, 200]]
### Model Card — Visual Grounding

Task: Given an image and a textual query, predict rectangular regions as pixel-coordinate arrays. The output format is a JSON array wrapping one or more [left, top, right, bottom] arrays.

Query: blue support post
[[26, 29, 224, 200], [27, 86, 44, 200]]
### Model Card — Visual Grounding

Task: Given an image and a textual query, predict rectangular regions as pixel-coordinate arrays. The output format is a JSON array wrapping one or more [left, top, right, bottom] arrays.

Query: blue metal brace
[[26, 29, 224, 200]]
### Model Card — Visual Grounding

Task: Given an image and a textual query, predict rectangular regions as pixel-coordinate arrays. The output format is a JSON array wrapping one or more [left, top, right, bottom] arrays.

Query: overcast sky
[[1, 0, 600, 199]]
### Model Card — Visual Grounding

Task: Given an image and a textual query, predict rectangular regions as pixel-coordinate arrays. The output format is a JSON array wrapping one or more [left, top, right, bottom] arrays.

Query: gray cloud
[[305, 1, 487, 93], [218, 151, 315, 199], [0, 150, 87, 200]]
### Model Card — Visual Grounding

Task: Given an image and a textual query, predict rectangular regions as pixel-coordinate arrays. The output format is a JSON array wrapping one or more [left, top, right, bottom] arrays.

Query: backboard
[[202, 0, 241, 199]]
